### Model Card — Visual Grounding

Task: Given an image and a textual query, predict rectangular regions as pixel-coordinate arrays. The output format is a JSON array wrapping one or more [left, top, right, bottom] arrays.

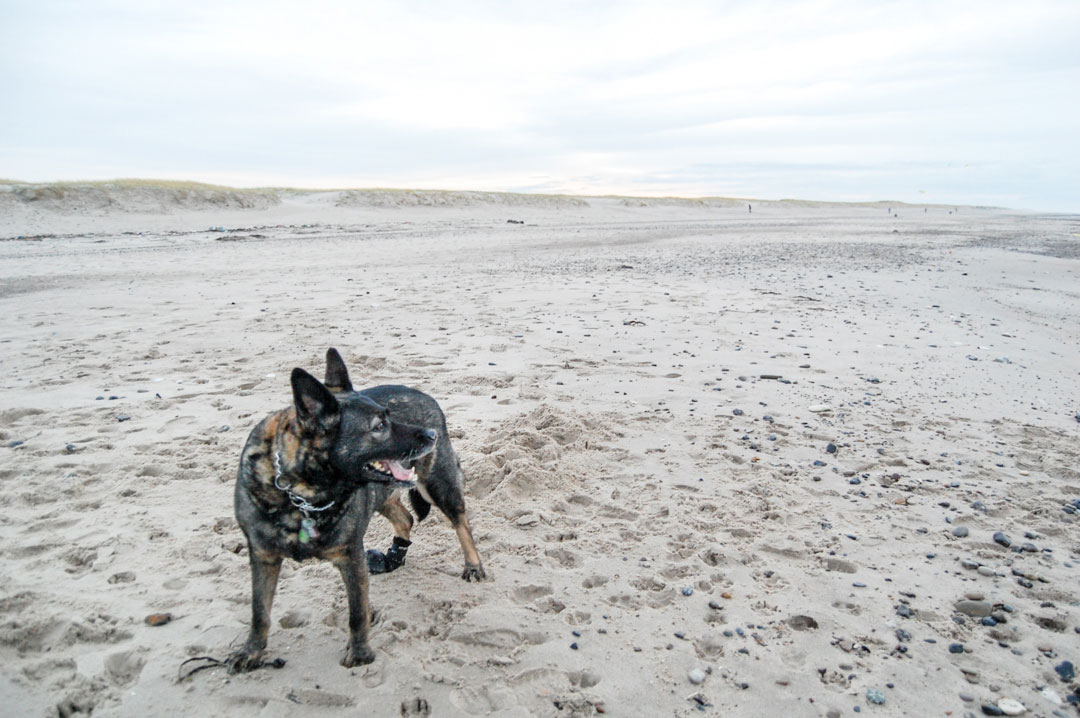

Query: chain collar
[[273, 450, 336, 516]]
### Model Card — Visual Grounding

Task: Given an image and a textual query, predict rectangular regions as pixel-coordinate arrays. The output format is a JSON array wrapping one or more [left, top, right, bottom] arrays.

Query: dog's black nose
[[423, 428, 437, 441]]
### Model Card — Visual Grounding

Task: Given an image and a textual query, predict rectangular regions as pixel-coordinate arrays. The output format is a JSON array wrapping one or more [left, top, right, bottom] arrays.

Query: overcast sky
[[2, 1, 1078, 210]]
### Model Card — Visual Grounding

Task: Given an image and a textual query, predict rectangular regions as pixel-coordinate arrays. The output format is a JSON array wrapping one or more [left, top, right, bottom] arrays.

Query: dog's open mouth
[[364, 459, 417, 485]]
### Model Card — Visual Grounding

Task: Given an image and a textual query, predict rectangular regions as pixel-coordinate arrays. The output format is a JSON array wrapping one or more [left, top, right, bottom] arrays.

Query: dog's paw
[[225, 649, 265, 674], [461, 563, 486, 582], [366, 548, 391, 574], [342, 645, 377, 668], [366, 539, 410, 575]]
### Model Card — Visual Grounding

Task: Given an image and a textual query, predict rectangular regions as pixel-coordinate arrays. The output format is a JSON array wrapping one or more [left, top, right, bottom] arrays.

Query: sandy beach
[[0, 182, 1077, 717]]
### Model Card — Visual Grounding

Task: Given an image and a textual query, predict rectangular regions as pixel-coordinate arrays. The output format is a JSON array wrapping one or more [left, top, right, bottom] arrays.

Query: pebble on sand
[[865, 688, 885, 705], [953, 526, 970, 538], [955, 600, 993, 618], [1054, 660, 1074, 682], [996, 698, 1026, 715], [144, 613, 173, 626]]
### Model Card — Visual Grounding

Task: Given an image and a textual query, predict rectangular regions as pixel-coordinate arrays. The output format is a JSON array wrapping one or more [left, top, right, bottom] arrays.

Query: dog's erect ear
[[324, 347, 353, 393], [291, 368, 340, 431]]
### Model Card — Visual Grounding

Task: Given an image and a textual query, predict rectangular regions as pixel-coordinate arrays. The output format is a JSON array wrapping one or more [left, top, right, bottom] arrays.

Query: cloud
[[1, 0, 1078, 209]]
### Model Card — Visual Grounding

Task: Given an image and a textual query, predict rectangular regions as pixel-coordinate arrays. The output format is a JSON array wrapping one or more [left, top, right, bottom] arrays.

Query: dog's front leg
[[228, 549, 283, 673], [334, 549, 376, 667]]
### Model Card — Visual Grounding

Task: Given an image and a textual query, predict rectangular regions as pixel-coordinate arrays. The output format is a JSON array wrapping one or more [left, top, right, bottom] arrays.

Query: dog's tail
[[409, 488, 432, 522]]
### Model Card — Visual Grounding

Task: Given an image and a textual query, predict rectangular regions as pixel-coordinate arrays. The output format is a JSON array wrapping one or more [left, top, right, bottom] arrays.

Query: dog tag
[[299, 517, 318, 543]]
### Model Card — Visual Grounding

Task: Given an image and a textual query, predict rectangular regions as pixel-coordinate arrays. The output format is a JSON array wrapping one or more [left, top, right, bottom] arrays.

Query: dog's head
[[289, 352, 435, 487]]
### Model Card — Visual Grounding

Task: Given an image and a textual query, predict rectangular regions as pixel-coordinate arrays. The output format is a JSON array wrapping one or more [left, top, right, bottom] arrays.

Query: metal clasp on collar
[[274, 450, 335, 543]]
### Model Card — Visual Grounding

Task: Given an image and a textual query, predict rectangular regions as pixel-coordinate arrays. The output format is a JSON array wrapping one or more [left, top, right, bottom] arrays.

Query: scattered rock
[[866, 688, 885, 705], [993, 531, 1012, 548], [996, 698, 1026, 715], [144, 613, 172, 626], [688, 668, 706, 685], [953, 526, 970, 538], [1054, 660, 1074, 682], [955, 600, 993, 618]]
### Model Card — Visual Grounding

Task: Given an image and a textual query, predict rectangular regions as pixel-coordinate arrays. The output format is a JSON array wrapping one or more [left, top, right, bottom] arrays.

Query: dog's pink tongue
[[386, 460, 414, 482]]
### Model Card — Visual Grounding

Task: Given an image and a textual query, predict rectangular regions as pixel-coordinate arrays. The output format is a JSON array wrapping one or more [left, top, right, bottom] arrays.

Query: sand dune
[[0, 184, 1077, 717]]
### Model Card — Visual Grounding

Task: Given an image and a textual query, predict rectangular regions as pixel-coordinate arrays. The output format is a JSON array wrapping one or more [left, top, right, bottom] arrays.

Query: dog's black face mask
[[290, 368, 434, 487], [317, 346, 436, 486], [334, 394, 436, 487]]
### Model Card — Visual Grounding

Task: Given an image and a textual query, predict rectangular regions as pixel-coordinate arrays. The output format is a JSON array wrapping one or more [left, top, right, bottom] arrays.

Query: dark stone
[[993, 531, 1011, 548], [949, 643, 965, 654], [1054, 661, 1075, 682]]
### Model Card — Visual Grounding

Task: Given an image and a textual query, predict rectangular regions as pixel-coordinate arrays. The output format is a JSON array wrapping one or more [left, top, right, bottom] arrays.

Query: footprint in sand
[[543, 547, 580, 568], [510, 584, 553, 603], [449, 684, 515, 715], [400, 697, 431, 717]]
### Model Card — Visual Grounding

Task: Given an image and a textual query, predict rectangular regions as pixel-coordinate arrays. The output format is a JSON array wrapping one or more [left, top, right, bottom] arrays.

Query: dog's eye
[[373, 420, 387, 432]]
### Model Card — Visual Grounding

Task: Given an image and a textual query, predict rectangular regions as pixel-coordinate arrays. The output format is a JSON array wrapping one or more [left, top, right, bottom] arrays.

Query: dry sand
[[0, 183, 1078, 717]]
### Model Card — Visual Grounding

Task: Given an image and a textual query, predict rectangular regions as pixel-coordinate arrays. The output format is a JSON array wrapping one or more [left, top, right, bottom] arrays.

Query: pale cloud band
[[1, 0, 1077, 210]]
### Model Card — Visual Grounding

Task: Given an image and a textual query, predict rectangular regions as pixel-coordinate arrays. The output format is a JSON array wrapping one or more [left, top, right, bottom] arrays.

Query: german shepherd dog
[[229, 350, 484, 671]]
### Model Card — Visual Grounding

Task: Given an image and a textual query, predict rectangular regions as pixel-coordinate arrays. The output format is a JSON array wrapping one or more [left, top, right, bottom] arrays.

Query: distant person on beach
[[748, 204, 751, 214]]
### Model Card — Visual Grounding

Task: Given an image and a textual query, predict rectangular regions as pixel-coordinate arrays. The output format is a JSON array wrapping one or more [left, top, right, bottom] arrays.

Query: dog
[[229, 361, 438, 671], [322, 348, 485, 583], [229, 350, 485, 672]]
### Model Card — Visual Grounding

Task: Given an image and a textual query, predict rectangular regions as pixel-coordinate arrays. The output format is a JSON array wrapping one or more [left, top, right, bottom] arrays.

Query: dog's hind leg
[[366, 494, 413, 574], [422, 467, 486, 581], [451, 511, 485, 582], [228, 550, 283, 673]]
